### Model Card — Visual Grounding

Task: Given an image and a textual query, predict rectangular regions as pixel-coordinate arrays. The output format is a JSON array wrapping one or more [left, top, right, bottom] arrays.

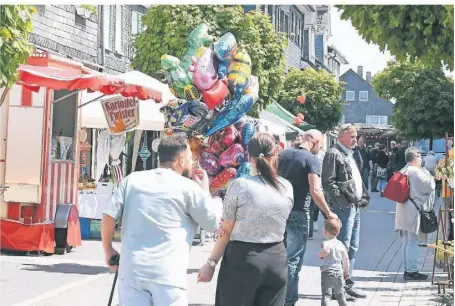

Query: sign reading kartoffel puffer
[[102, 96, 139, 134]]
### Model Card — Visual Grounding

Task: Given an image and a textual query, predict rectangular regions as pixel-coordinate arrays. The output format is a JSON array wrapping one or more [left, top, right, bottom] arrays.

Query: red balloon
[[297, 94, 306, 104], [201, 79, 229, 110]]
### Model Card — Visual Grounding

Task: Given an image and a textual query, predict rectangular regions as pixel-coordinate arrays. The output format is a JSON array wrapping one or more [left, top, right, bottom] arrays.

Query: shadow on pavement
[[21, 263, 109, 275], [298, 294, 321, 300], [187, 268, 200, 274]]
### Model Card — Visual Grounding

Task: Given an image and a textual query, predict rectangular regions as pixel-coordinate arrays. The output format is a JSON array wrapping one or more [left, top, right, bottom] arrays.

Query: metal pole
[[52, 90, 80, 104], [78, 94, 107, 108]]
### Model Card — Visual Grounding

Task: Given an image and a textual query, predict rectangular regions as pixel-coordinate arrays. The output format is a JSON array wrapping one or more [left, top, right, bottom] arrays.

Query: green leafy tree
[[277, 68, 344, 133], [132, 5, 287, 116], [0, 5, 36, 89], [336, 5, 454, 70], [373, 60, 454, 142]]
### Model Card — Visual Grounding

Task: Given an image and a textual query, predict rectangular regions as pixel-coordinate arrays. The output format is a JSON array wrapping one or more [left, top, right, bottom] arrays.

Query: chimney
[[366, 72, 372, 84], [357, 66, 363, 79]]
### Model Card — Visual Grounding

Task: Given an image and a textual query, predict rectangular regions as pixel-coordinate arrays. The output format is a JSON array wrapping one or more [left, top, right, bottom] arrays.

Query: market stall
[[0, 49, 172, 254], [76, 71, 175, 229]]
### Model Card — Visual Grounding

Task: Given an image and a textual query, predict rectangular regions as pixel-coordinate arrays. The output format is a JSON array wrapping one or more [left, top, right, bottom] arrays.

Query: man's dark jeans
[[331, 204, 360, 288], [284, 210, 310, 306], [361, 168, 370, 190]]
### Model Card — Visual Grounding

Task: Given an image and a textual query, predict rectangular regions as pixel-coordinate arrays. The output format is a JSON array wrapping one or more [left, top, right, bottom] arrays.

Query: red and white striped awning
[[17, 65, 168, 102]]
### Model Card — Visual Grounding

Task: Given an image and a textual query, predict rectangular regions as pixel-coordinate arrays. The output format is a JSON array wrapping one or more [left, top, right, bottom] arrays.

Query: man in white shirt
[[101, 134, 222, 306]]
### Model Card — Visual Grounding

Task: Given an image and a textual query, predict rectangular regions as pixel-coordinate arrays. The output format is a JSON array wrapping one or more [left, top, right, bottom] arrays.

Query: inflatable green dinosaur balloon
[[181, 24, 214, 78], [160, 55, 199, 100]]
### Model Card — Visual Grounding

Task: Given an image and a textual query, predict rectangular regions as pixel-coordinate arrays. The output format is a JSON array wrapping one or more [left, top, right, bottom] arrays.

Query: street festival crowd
[[101, 123, 446, 306]]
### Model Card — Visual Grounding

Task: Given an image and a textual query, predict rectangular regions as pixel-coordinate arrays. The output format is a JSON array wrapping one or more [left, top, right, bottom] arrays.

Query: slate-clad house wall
[[29, 5, 146, 75], [340, 67, 394, 125]]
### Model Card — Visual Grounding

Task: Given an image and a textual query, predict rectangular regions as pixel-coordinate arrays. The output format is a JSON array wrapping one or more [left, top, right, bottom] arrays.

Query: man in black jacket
[[322, 124, 370, 300], [395, 141, 409, 171], [353, 136, 371, 189]]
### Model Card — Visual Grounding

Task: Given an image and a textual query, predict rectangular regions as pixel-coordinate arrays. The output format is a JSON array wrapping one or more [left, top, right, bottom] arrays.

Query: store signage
[[102, 96, 139, 134]]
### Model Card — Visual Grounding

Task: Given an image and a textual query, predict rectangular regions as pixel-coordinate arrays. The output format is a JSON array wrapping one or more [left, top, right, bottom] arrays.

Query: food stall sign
[[101, 96, 140, 134]]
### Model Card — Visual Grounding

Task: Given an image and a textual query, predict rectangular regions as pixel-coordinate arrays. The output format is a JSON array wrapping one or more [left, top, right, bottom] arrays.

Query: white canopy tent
[[80, 71, 176, 131]]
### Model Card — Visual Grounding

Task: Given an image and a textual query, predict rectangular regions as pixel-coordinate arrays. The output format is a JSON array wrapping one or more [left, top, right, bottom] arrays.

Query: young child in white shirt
[[318, 218, 349, 306]]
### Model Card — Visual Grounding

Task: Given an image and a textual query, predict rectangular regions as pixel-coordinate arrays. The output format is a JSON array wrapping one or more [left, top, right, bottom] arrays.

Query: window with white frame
[[132, 11, 143, 35], [359, 91, 368, 101], [115, 5, 123, 54], [103, 5, 112, 50], [340, 115, 345, 125], [366, 115, 388, 125], [346, 91, 355, 101]]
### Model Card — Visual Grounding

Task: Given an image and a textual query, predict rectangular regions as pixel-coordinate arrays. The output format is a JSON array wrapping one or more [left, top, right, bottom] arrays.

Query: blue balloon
[[236, 162, 251, 178], [241, 122, 255, 149], [205, 94, 256, 137]]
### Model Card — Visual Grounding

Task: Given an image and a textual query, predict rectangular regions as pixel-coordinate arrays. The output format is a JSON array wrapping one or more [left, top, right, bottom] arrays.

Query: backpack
[[383, 171, 410, 203]]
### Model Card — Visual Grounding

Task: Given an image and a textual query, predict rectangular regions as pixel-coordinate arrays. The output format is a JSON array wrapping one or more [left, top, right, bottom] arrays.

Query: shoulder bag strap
[[409, 197, 421, 213]]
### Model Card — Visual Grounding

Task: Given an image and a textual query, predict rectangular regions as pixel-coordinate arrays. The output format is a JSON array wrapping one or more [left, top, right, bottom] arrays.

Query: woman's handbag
[[409, 198, 438, 234], [377, 166, 387, 179]]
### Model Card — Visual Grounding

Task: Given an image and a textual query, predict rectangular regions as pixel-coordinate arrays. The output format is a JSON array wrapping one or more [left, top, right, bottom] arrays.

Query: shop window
[[52, 90, 77, 161]]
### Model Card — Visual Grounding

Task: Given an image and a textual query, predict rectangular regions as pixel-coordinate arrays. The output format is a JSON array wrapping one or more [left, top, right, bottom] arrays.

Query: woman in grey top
[[198, 132, 294, 306]]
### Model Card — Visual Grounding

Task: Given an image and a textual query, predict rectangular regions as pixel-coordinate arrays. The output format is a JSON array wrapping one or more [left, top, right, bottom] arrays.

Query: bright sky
[[329, 6, 394, 77]]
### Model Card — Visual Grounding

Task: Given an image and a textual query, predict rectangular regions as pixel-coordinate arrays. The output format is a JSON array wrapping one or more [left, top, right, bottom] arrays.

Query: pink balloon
[[221, 126, 238, 148], [219, 144, 244, 167]]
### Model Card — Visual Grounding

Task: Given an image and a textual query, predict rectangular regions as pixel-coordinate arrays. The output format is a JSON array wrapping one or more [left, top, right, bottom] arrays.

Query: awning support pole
[[53, 90, 80, 104], [0, 87, 10, 107], [78, 94, 107, 109]]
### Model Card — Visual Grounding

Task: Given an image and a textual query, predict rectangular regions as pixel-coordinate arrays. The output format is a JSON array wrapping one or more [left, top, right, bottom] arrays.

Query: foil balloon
[[168, 102, 202, 131], [204, 137, 223, 156], [214, 32, 237, 79], [189, 47, 219, 91], [236, 161, 252, 178], [181, 24, 214, 77], [205, 94, 256, 137], [241, 122, 255, 149], [244, 75, 259, 102], [219, 144, 244, 167], [221, 126, 238, 148], [161, 55, 197, 99], [199, 152, 221, 176], [188, 100, 209, 118], [228, 51, 252, 98], [210, 168, 237, 193], [201, 79, 229, 110]]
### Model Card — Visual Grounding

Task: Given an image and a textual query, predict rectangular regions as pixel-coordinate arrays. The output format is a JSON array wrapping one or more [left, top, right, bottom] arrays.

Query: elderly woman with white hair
[[395, 147, 435, 281]]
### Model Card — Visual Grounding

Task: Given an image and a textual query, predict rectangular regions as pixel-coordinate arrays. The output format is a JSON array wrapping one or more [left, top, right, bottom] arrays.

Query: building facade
[[243, 5, 347, 80], [29, 5, 146, 75], [340, 66, 394, 126]]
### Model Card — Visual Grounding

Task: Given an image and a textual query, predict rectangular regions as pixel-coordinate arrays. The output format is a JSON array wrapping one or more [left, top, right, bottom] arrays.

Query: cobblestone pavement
[[0, 193, 450, 306]]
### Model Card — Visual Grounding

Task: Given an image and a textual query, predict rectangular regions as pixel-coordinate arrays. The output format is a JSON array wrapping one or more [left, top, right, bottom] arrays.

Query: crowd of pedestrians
[[101, 124, 443, 306]]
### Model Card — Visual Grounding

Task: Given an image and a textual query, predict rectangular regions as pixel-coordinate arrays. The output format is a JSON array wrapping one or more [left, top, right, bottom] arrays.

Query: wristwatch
[[207, 259, 218, 267]]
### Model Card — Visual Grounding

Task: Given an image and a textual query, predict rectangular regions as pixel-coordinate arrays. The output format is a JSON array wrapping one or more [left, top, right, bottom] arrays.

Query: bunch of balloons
[[198, 118, 257, 196], [157, 24, 265, 197], [159, 23, 260, 139]]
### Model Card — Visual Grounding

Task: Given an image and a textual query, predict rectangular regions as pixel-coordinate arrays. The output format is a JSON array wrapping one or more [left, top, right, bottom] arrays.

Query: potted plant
[[76, 5, 97, 19], [435, 156, 454, 188]]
